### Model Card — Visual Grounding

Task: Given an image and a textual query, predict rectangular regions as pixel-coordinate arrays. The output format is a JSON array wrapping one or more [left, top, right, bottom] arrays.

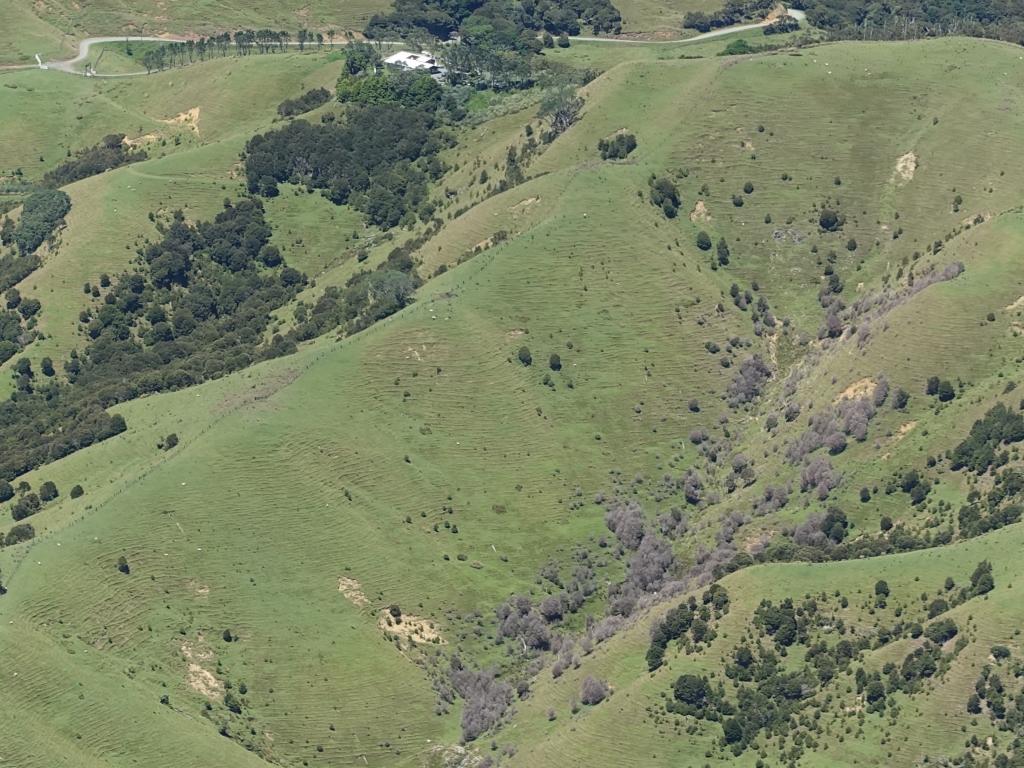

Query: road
[[17, 10, 805, 78], [574, 8, 804, 43]]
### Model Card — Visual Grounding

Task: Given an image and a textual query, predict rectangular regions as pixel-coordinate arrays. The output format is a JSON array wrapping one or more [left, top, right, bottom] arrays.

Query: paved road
[[22, 10, 805, 78]]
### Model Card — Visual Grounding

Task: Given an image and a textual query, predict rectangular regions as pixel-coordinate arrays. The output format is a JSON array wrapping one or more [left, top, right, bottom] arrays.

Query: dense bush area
[[336, 69, 444, 111], [1, 189, 71, 256], [244, 105, 447, 228], [277, 87, 332, 117], [684, 0, 774, 32], [43, 134, 146, 187], [366, 0, 622, 48], [792, 0, 1024, 43], [950, 403, 1024, 473], [0, 199, 305, 481]]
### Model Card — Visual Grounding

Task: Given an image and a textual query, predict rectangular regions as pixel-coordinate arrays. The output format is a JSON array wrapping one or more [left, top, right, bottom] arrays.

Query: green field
[[2, 31, 1024, 768]]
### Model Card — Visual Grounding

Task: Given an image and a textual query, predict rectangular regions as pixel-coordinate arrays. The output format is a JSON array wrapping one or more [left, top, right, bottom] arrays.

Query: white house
[[383, 50, 438, 71]]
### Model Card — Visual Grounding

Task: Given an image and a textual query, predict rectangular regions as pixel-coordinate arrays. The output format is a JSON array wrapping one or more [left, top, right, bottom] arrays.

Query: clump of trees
[[648, 176, 680, 218], [43, 134, 146, 187], [449, 656, 514, 741], [0, 198, 314, 481], [539, 87, 584, 139], [244, 105, 447, 228], [4, 189, 71, 256], [277, 87, 332, 117], [336, 69, 444, 112], [950, 403, 1024, 473], [598, 133, 636, 160], [365, 0, 621, 47], [684, 0, 774, 32]]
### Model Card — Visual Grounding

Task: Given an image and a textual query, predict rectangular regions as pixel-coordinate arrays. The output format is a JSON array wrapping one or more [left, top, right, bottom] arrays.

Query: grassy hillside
[[2, 35, 1024, 768], [0, 0, 389, 65]]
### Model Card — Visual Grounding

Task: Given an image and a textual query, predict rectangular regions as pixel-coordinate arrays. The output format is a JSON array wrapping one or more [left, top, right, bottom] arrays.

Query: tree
[[580, 676, 608, 705], [549, 353, 562, 371], [874, 579, 890, 597], [723, 717, 744, 744], [696, 231, 712, 251], [893, 388, 909, 409], [518, 346, 532, 366], [673, 674, 709, 706], [925, 376, 940, 395], [937, 380, 956, 402], [716, 238, 730, 266], [70, 484, 84, 499], [39, 481, 58, 502], [819, 209, 842, 231], [0, 480, 13, 502], [538, 87, 583, 137]]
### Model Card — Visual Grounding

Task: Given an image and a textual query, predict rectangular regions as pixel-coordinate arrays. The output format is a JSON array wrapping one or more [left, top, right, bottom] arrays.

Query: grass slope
[[1, 36, 1024, 768]]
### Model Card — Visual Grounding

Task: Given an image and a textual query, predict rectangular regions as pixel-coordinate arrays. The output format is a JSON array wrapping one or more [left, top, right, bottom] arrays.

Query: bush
[[0, 480, 12, 502], [549, 353, 562, 371], [70, 484, 84, 499], [696, 231, 712, 251], [517, 346, 532, 366], [116, 555, 130, 575]]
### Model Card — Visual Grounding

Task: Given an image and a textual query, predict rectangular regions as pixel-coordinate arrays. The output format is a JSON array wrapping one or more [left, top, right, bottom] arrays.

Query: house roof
[[383, 51, 437, 70]]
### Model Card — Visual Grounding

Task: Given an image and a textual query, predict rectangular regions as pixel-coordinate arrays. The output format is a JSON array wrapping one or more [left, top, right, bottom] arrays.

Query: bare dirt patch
[[506, 328, 526, 340], [188, 580, 210, 597], [893, 421, 917, 443], [689, 200, 711, 223], [181, 638, 222, 699], [161, 107, 200, 134], [338, 576, 369, 607], [894, 151, 917, 183], [379, 611, 444, 645], [124, 132, 160, 148], [836, 377, 875, 402], [510, 196, 539, 212]]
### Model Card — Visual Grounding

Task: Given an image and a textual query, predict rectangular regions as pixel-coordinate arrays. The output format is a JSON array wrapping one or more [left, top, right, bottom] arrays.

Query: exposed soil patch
[[836, 377, 875, 402], [380, 611, 445, 646], [181, 638, 222, 699], [510, 196, 539, 212], [338, 576, 369, 607], [894, 151, 917, 183], [161, 107, 200, 134], [690, 200, 711, 222], [124, 132, 159, 148]]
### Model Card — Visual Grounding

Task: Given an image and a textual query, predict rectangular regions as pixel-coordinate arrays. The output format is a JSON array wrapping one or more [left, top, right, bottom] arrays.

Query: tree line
[[138, 28, 339, 73]]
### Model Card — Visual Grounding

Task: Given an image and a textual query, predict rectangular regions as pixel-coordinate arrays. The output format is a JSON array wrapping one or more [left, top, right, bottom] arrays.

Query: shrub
[[70, 484, 84, 499], [743, 181, 754, 194], [696, 231, 712, 251], [517, 346, 532, 366], [163, 433, 179, 450], [846, 238, 857, 251], [549, 353, 562, 371], [117, 556, 130, 574]]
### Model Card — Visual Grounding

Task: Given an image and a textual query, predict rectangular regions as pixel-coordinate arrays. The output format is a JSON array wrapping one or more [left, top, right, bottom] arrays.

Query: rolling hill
[[1, 27, 1024, 768]]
